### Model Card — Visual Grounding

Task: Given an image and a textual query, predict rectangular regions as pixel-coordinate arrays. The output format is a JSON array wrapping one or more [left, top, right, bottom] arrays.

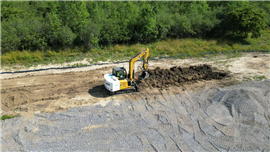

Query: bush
[[225, 6, 267, 38]]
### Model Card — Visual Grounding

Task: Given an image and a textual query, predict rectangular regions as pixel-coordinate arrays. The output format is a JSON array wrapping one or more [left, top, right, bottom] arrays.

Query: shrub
[[225, 6, 267, 38]]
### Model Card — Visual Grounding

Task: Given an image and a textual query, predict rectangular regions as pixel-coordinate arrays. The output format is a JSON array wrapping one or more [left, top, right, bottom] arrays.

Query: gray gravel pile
[[1, 80, 270, 151]]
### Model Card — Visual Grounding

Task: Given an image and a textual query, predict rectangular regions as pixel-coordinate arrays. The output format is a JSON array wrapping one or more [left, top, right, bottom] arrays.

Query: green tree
[[1, 1, 31, 21], [59, 25, 77, 47], [252, 1, 270, 26], [1, 22, 20, 52], [1, 1, 270, 52], [46, 12, 62, 47], [156, 12, 173, 40], [136, 2, 158, 43], [19, 18, 47, 50], [222, 1, 250, 12], [225, 5, 267, 38], [58, 2, 89, 32], [186, 1, 218, 37], [80, 20, 99, 49], [170, 14, 193, 38]]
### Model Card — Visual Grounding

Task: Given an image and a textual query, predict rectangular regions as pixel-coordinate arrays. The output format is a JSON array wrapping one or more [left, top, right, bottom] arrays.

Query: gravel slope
[[1, 80, 269, 151]]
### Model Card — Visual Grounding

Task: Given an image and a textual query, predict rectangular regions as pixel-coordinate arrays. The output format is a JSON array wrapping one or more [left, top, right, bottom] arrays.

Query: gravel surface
[[1, 80, 270, 151]]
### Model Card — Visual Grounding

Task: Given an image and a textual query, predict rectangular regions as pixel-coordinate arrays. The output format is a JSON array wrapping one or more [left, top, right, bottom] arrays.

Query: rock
[[34, 111, 41, 114]]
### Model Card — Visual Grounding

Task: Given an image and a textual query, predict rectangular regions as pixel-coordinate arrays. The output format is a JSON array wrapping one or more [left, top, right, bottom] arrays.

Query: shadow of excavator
[[88, 85, 111, 98]]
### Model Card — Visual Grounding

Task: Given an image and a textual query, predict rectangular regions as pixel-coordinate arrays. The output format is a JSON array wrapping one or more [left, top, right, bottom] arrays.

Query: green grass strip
[[1, 29, 270, 68], [1, 114, 20, 120]]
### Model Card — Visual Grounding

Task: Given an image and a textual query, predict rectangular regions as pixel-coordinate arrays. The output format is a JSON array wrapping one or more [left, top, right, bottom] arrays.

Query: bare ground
[[1, 52, 270, 151], [1, 52, 269, 117]]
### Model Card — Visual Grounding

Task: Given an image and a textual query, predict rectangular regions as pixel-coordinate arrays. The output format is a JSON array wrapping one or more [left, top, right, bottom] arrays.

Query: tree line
[[1, 1, 269, 53]]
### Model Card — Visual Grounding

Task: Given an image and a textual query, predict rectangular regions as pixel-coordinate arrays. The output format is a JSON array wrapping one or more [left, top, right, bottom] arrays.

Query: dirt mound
[[138, 64, 228, 89], [210, 81, 270, 127]]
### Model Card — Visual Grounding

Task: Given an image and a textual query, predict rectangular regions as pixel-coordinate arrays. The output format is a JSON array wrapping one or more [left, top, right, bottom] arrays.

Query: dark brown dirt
[[138, 64, 228, 90]]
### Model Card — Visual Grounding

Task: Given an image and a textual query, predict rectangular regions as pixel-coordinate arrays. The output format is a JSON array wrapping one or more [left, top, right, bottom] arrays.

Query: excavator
[[104, 48, 150, 95]]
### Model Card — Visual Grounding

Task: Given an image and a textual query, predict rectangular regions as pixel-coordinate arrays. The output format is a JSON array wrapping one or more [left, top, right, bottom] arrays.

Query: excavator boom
[[128, 48, 150, 82]]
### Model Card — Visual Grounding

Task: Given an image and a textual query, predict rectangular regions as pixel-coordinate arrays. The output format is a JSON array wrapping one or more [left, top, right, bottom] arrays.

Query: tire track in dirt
[[1, 67, 114, 116], [1, 64, 231, 117]]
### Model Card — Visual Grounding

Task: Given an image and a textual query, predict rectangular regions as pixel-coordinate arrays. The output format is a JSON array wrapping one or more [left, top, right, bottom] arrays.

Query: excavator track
[[110, 87, 137, 96]]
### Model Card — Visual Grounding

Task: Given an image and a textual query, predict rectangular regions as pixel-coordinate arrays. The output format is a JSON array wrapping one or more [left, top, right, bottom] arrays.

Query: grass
[[243, 77, 252, 82], [1, 114, 20, 120], [243, 75, 267, 82], [1, 29, 270, 68], [253, 75, 267, 81]]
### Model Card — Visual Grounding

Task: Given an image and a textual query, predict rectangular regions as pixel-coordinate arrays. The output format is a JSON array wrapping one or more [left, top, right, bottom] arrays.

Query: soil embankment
[[138, 64, 228, 90]]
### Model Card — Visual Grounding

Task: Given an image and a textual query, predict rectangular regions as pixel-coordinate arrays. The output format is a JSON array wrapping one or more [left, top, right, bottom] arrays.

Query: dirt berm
[[138, 64, 228, 90]]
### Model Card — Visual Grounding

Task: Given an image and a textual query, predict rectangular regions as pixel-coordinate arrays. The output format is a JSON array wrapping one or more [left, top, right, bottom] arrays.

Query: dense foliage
[[225, 6, 267, 38], [1, 1, 269, 53]]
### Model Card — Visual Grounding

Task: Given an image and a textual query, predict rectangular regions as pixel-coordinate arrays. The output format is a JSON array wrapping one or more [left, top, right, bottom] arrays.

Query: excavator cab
[[112, 67, 127, 80]]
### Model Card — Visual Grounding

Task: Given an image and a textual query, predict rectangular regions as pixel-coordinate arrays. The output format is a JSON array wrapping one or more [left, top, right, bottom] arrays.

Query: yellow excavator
[[104, 48, 150, 95]]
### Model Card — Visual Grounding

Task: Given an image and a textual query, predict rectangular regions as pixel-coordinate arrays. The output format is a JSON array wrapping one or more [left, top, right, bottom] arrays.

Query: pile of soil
[[138, 64, 228, 89]]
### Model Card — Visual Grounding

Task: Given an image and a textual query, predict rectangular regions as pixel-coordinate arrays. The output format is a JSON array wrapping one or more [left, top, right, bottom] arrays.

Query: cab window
[[119, 71, 123, 79], [117, 70, 126, 79]]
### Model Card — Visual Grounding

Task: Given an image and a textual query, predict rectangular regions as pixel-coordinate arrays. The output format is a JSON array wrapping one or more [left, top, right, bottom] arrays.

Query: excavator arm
[[129, 48, 150, 82]]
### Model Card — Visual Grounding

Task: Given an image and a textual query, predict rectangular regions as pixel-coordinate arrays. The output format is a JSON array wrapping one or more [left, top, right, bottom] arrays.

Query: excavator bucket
[[139, 71, 150, 80]]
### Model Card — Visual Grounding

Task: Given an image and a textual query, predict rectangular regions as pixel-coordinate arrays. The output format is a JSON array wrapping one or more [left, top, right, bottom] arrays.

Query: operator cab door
[[112, 67, 131, 88]]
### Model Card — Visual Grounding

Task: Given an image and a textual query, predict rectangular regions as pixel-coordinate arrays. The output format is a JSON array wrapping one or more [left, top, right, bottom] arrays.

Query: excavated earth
[[1, 53, 270, 151], [138, 64, 227, 90]]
